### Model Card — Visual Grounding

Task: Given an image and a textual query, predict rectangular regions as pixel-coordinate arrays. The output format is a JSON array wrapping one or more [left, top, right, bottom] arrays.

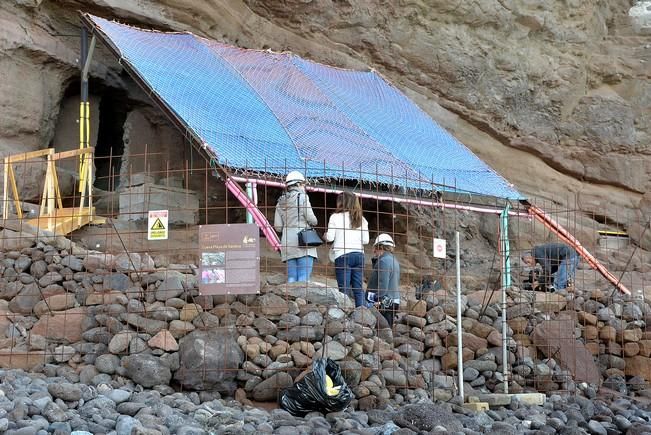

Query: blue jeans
[[287, 256, 314, 283], [334, 252, 365, 307], [554, 253, 579, 289]]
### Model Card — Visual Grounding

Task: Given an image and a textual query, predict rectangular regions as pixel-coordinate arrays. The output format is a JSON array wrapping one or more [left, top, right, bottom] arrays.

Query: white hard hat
[[374, 233, 395, 247], [285, 170, 306, 186]]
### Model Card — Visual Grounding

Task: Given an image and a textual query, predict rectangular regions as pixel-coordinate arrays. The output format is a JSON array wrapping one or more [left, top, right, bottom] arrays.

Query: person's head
[[285, 171, 306, 189], [521, 251, 535, 267], [374, 233, 395, 255], [336, 191, 363, 228]]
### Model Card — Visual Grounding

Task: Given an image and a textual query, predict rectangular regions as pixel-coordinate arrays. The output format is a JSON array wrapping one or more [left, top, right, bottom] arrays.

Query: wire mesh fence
[[0, 148, 648, 406]]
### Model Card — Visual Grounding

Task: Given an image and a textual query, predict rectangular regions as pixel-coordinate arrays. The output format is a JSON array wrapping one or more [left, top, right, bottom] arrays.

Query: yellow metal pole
[[79, 101, 90, 193]]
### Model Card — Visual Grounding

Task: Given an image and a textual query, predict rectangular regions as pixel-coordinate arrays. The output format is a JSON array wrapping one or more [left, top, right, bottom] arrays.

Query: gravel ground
[[1, 369, 651, 435]]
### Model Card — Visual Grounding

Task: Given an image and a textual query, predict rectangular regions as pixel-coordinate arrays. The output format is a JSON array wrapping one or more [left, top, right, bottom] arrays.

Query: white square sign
[[148, 210, 168, 240], [433, 238, 446, 259]]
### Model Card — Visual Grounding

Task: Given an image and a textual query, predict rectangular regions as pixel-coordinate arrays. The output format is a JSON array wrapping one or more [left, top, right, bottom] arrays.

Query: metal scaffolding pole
[[456, 231, 464, 403], [500, 204, 511, 394]]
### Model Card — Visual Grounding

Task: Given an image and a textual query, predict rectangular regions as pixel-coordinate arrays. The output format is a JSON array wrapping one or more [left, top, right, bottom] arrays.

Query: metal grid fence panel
[[0, 150, 648, 406]]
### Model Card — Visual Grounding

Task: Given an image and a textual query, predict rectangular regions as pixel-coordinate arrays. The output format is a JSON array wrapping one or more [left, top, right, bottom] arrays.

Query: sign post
[[455, 231, 464, 403]]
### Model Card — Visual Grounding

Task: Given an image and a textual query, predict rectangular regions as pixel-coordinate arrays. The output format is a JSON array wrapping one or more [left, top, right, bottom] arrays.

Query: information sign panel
[[198, 224, 260, 295]]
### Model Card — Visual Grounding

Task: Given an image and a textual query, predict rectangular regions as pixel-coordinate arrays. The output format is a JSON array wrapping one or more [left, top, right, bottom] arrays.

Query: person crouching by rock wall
[[325, 192, 369, 307], [367, 234, 401, 327], [521, 242, 579, 292], [274, 171, 318, 283]]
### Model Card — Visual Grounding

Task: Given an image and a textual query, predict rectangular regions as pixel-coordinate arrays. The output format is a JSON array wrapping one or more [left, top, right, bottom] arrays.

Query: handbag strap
[[297, 192, 310, 230]]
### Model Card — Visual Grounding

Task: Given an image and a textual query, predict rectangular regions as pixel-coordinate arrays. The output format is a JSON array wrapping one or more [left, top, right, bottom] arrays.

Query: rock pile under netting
[[0, 228, 650, 408]]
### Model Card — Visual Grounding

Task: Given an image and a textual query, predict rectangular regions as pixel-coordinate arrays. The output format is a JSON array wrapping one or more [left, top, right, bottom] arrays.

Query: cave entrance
[[94, 90, 128, 191]]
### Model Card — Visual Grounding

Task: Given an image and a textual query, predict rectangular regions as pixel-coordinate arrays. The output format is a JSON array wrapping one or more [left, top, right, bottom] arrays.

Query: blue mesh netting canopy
[[84, 14, 523, 200]]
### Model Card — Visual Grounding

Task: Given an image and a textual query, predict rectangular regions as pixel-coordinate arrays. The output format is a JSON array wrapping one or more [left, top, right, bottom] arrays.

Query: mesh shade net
[[86, 15, 523, 200]]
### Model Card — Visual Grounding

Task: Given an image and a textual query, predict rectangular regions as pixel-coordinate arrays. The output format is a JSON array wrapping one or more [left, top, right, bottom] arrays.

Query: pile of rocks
[[1, 228, 650, 407], [500, 286, 651, 396], [0, 234, 553, 406]]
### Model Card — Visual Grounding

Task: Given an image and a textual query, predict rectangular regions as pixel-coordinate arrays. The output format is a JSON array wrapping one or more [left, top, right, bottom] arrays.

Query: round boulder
[[174, 328, 244, 393]]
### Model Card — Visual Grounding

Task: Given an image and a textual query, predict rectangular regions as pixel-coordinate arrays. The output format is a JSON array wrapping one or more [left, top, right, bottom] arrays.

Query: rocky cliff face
[[0, 0, 649, 228]]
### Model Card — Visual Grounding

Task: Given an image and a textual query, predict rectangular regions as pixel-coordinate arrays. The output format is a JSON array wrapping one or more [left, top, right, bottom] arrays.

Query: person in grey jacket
[[274, 171, 318, 282], [367, 234, 401, 326]]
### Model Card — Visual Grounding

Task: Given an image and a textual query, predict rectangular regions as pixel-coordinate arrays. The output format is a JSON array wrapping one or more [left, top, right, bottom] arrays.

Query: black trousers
[[379, 302, 399, 327]]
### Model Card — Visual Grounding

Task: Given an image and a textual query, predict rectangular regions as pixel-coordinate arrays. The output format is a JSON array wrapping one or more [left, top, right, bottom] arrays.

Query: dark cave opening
[[94, 90, 128, 191]]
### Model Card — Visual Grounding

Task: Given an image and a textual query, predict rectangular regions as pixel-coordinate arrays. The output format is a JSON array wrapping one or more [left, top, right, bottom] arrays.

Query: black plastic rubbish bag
[[279, 358, 353, 417]]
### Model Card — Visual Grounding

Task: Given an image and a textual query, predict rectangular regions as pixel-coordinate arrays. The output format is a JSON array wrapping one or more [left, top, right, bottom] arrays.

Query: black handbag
[[298, 228, 323, 247], [296, 194, 323, 247]]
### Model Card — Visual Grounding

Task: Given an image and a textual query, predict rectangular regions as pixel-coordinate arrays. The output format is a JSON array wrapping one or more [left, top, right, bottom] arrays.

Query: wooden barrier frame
[[3, 149, 55, 219], [2, 147, 103, 235]]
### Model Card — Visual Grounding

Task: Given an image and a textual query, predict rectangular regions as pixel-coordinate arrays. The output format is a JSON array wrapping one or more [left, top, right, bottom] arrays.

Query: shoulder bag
[[296, 194, 323, 247]]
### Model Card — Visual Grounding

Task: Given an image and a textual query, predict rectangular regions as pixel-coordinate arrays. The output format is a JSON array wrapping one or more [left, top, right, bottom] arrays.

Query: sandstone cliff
[[0, 0, 649, 229]]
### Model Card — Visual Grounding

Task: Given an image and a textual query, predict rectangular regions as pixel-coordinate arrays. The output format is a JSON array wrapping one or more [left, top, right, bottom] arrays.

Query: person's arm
[[302, 194, 318, 227], [361, 218, 370, 245], [539, 256, 553, 285], [273, 204, 283, 233], [325, 214, 337, 242], [377, 255, 392, 292]]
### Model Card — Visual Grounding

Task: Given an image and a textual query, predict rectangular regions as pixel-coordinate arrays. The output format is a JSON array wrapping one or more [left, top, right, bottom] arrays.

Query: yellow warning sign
[[151, 218, 165, 231], [148, 210, 168, 240]]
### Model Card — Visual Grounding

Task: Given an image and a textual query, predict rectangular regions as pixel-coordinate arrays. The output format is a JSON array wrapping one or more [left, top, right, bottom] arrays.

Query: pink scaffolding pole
[[225, 177, 281, 251], [230, 176, 530, 217]]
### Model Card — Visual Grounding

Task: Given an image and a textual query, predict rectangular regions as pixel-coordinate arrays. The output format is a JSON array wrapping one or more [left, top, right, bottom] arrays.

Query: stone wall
[[1, 230, 650, 405]]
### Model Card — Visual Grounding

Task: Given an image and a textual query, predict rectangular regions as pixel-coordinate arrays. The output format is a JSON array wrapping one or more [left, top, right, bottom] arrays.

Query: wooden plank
[[6, 149, 53, 164], [8, 166, 22, 219], [46, 160, 55, 217], [49, 147, 95, 161], [91, 216, 106, 225], [50, 161, 63, 210], [463, 402, 489, 411], [27, 207, 95, 235], [39, 163, 51, 217]]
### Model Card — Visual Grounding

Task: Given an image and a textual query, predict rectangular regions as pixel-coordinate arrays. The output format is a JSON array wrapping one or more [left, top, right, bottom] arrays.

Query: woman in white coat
[[274, 171, 318, 282], [325, 192, 369, 307]]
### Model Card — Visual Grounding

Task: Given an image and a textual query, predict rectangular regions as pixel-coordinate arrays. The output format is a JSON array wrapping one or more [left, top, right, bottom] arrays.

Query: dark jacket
[[368, 252, 401, 301], [532, 243, 575, 285]]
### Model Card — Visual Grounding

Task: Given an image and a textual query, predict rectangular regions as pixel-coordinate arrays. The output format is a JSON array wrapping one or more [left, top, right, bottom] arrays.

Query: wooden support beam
[[5, 149, 53, 164], [27, 207, 96, 235], [50, 147, 95, 161], [8, 166, 21, 219], [51, 161, 63, 210]]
